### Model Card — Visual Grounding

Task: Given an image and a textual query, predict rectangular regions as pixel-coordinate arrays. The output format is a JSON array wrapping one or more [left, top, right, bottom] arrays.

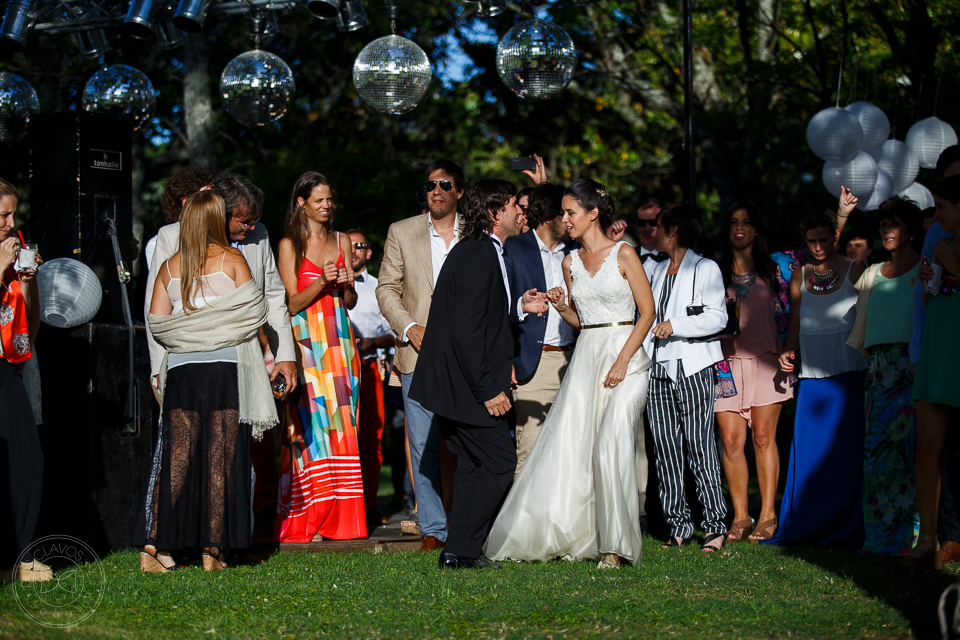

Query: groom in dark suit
[[410, 178, 546, 569]]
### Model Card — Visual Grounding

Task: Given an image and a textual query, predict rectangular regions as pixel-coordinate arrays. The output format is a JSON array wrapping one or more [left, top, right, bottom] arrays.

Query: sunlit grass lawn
[[0, 536, 955, 639]]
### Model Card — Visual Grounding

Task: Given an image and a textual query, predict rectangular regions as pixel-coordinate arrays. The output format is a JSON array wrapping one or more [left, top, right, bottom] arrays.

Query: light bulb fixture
[[124, 0, 155, 39], [307, 0, 340, 20], [474, 0, 506, 17], [247, 9, 279, 46], [155, 20, 187, 49], [0, 0, 35, 53], [172, 0, 213, 32], [60, 2, 109, 59], [336, 0, 369, 32]]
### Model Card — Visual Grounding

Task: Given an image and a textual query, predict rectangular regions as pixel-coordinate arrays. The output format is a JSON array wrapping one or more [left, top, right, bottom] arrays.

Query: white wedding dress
[[484, 242, 651, 563]]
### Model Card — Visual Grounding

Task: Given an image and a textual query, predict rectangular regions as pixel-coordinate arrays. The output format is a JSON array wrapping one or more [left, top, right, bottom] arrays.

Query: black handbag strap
[[690, 257, 702, 305]]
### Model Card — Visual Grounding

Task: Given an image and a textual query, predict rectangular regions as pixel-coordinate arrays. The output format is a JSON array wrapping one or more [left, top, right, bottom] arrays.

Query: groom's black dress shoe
[[438, 551, 501, 569]]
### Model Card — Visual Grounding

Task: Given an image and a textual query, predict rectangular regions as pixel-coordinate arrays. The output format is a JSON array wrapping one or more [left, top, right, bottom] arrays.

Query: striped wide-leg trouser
[[647, 363, 727, 538]]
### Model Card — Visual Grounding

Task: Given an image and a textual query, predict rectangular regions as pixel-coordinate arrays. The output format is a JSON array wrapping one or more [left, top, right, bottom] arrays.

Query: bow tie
[[642, 252, 668, 264], [354, 274, 364, 283]]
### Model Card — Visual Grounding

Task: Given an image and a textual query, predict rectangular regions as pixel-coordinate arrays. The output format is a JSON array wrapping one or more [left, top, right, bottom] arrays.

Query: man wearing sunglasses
[[377, 159, 465, 553]]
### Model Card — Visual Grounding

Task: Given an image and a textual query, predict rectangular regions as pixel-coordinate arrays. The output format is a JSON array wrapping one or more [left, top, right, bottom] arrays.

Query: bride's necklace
[[809, 257, 839, 292], [731, 267, 755, 301]]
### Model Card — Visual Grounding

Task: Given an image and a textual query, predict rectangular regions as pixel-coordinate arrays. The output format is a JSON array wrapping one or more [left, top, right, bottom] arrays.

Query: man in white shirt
[[504, 184, 575, 476], [346, 228, 396, 531]]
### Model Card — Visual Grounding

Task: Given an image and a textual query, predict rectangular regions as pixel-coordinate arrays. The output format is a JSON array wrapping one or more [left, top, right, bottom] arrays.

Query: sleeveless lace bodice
[[570, 242, 636, 326]]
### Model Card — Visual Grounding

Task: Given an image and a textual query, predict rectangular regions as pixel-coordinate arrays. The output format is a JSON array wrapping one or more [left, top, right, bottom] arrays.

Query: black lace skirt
[[131, 362, 252, 550]]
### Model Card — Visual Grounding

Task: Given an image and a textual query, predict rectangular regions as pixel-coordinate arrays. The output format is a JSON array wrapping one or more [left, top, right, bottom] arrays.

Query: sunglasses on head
[[426, 180, 454, 192], [636, 219, 657, 227]]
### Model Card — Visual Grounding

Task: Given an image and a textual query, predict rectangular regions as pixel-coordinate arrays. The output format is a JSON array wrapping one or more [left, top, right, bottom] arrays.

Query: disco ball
[[353, 35, 431, 116], [220, 50, 295, 127], [496, 19, 578, 100], [82, 65, 156, 131], [0, 73, 39, 142]]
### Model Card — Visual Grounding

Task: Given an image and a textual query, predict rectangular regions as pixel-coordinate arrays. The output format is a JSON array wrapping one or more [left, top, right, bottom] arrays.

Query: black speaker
[[34, 324, 156, 555], [28, 111, 133, 325]]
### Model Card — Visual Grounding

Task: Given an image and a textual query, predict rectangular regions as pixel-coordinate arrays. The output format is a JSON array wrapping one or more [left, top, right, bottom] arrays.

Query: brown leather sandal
[[726, 518, 754, 542], [749, 517, 778, 544]]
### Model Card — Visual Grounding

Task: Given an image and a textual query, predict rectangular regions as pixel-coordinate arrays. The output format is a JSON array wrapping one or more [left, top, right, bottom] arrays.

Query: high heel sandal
[[749, 517, 778, 544], [660, 536, 690, 549], [726, 518, 754, 542], [140, 549, 180, 573], [202, 548, 229, 572], [900, 535, 942, 570], [701, 533, 726, 553]]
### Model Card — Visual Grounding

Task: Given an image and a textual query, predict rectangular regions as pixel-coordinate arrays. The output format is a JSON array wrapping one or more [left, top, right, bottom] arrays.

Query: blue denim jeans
[[401, 372, 447, 540]]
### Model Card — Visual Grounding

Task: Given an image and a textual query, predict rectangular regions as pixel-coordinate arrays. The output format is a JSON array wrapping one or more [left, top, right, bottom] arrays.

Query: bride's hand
[[603, 360, 627, 389], [652, 321, 673, 339]]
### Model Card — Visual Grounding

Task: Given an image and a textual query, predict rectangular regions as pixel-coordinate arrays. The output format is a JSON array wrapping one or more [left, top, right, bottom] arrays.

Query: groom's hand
[[521, 289, 548, 316], [484, 392, 512, 417]]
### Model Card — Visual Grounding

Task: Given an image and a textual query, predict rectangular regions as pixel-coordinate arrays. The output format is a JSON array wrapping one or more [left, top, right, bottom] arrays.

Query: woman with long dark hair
[[770, 208, 868, 546], [275, 171, 365, 543], [714, 201, 794, 543]]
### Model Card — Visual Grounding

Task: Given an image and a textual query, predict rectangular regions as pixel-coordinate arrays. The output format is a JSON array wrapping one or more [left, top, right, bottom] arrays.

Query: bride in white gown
[[484, 178, 656, 569]]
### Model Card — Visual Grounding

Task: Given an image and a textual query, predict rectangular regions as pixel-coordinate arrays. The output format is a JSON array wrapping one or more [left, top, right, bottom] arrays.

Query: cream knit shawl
[[148, 280, 278, 439]]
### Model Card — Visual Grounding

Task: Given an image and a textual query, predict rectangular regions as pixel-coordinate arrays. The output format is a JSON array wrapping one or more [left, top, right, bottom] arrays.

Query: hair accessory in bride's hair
[[595, 188, 608, 197]]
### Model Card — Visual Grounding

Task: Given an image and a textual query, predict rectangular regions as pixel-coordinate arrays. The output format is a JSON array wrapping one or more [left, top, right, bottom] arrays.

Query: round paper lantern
[[897, 181, 934, 210], [353, 35, 431, 116], [861, 168, 893, 211], [220, 50, 295, 127], [806, 107, 863, 162], [906, 117, 958, 169], [82, 65, 156, 131], [822, 151, 878, 201], [496, 19, 578, 100], [872, 139, 920, 193], [0, 72, 38, 142], [37, 258, 102, 328], [844, 102, 890, 153]]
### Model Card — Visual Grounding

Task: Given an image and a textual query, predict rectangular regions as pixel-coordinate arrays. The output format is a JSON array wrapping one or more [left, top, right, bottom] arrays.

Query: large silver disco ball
[[496, 19, 577, 100], [353, 35, 431, 116], [220, 50, 295, 127], [82, 65, 156, 131], [0, 73, 39, 142]]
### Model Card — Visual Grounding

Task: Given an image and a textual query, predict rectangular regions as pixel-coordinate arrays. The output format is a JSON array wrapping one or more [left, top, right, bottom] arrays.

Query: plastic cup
[[16, 243, 37, 272]]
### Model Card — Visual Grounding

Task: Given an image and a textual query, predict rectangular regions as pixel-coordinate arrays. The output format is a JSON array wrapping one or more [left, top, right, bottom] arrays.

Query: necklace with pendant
[[731, 268, 755, 301], [810, 259, 839, 292]]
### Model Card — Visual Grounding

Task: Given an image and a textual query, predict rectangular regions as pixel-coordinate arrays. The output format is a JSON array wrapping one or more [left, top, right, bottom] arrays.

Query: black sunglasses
[[426, 180, 454, 192], [636, 219, 657, 227], [352, 242, 369, 251]]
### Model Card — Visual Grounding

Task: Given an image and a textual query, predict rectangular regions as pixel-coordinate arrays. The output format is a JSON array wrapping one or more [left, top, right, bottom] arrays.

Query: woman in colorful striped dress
[[275, 171, 365, 542]]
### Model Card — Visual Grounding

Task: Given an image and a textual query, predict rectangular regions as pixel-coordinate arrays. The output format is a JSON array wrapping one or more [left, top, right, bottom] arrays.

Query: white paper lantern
[[897, 181, 934, 210], [37, 258, 103, 328], [844, 102, 890, 153], [822, 151, 878, 201], [807, 107, 863, 162], [872, 139, 919, 192], [906, 117, 958, 169], [861, 168, 894, 211]]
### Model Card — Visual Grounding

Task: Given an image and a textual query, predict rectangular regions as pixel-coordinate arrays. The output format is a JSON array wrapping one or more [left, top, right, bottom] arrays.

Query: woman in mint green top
[[857, 196, 922, 555], [908, 175, 960, 569]]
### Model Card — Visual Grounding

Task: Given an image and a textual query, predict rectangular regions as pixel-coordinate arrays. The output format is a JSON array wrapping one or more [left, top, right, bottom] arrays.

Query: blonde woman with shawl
[[134, 191, 278, 572]]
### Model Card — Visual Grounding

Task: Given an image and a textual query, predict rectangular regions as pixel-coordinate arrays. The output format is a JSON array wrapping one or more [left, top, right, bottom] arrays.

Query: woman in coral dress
[[275, 171, 365, 542]]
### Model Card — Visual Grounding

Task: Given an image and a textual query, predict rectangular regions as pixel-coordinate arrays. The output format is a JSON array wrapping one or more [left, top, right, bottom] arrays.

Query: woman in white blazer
[[643, 203, 729, 552]]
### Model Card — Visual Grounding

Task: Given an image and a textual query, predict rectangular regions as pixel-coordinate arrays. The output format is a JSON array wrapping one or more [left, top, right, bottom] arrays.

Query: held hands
[[546, 286, 566, 311], [605, 220, 627, 242], [838, 186, 857, 218], [407, 325, 425, 351], [651, 321, 674, 340], [522, 154, 547, 185], [603, 359, 627, 389], [521, 288, 549, 316], [484, 391, 512, 416], [778, 350, 796, 373]]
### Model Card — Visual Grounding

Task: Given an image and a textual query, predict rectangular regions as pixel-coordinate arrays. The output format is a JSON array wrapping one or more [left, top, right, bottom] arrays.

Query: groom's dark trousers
[[410, 235, 517, 559]]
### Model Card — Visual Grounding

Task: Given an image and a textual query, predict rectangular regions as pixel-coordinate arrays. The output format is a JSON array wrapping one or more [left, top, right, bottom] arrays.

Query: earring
[[910, 236, 915, 240]]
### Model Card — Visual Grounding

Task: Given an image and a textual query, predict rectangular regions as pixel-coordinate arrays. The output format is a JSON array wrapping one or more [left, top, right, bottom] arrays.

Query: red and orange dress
[[276, 241, 365, 542]]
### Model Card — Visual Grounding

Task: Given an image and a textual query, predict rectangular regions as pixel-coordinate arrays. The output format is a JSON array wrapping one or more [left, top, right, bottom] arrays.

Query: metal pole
[[682, 0, 695, 204]]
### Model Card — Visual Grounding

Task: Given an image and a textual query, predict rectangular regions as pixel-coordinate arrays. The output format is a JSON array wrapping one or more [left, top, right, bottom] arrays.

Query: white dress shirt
[[488, 232, 512, 308], [638, 245, 658, 283], [402, 214, 460, 342], [350, 268, 394, 361], [534, 232, 574, 347]]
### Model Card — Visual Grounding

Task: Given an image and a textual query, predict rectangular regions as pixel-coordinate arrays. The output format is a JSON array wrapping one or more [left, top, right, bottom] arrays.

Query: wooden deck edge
[[278, 537, 422, 554]]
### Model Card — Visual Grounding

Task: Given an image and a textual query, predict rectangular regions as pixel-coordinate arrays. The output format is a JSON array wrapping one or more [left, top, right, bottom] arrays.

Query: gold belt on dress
[[581, 321, 634, 330]]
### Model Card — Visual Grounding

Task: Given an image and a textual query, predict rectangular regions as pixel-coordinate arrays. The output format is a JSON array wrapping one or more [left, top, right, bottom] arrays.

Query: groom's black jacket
[[410, 235, 514, 427]]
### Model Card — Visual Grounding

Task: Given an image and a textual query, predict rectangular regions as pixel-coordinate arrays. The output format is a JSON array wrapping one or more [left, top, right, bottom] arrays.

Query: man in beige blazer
[[377, 159, 464, 552]]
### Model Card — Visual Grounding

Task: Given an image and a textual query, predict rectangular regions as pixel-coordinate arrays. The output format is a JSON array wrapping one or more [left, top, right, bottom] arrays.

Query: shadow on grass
[[778, 544, 956, 639]]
